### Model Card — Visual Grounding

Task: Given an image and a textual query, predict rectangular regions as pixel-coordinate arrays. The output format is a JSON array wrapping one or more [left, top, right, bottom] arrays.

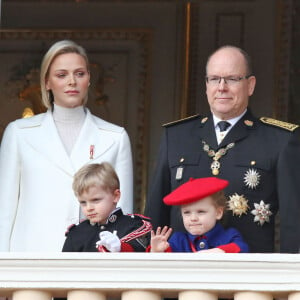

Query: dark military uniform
[[62, 208, 152, 252], [145, 110, 300, 253]]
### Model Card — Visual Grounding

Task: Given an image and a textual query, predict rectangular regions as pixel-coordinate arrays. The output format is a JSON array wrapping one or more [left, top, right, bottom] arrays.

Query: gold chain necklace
[[202, 140, 235, 175]]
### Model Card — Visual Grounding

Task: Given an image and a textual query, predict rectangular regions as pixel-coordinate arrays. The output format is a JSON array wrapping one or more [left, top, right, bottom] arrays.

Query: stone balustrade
[[0, 253, 299, 299]]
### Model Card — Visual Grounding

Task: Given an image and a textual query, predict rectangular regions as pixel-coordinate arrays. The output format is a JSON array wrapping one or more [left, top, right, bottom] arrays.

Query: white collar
[[213, 109, 247, 129]]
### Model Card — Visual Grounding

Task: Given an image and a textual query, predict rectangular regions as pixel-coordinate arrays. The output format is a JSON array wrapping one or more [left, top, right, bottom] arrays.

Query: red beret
[[163, 177, 229, 206]]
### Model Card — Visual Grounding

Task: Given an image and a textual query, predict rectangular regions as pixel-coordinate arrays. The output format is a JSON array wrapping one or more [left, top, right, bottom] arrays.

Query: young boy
[[62, 162, 152, 252], [150, 177, 249, 253]]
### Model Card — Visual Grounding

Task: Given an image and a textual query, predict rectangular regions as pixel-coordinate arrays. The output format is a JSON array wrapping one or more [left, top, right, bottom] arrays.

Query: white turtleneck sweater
[[52, 103, 86, 155]]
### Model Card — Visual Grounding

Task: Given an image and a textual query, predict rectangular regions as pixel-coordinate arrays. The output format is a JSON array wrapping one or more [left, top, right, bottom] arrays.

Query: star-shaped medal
[[227, 193, 249, 217], [244, 168, 261, 189], [251, 200, 272, 226]]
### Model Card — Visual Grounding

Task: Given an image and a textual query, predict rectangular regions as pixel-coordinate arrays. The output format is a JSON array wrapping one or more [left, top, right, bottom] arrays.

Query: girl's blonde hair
[[40, 40, 90, 109]]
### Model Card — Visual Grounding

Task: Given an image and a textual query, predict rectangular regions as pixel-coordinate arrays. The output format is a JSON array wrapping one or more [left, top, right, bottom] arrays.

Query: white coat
[[0, 108, 133, 252]]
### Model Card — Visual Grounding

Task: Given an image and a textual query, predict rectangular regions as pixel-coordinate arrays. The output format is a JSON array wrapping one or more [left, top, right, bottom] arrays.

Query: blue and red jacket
[[167, 222, 249, 253]]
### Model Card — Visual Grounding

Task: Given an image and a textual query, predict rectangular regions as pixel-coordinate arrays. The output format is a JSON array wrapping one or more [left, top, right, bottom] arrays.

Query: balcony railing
[[0, 253, 299, 300]]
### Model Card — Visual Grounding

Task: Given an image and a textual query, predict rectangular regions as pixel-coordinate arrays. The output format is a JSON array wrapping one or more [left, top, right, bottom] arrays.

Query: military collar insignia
[[244, 168, 261, 189], [227, 193, 249, 217], [251, 200, 272, 225], [108, 214, 117, 223], [244, 120, 253, 127]]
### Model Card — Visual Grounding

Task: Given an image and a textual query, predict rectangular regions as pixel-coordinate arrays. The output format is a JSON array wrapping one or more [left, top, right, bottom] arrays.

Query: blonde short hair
[[40, 40, 90, 109], [73, 162, 120, 197]]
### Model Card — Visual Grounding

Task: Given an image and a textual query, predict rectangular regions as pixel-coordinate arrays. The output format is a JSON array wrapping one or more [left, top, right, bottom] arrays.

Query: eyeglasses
[[205, 75, 252, 86]]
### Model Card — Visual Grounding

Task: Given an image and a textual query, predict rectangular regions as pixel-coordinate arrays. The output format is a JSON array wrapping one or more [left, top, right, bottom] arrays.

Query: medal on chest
[[202, 140, 235, 175], [244, 168, 260, 189], [251, 200, 272, 225]]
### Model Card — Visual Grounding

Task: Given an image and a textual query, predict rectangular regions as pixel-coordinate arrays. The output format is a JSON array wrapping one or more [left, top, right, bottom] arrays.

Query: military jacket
[[62, 208, 152, 252], [145, 110, 300, 253]]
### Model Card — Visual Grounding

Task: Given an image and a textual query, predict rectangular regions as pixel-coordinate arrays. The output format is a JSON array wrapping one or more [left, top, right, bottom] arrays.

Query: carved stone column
[[179, 290, 218, 300], [12, 290, 52, 300], [67, 290, 106, 300], [234, 292, 273, 300], [122, 290, 160, 300], [289, 292, 300, 300]]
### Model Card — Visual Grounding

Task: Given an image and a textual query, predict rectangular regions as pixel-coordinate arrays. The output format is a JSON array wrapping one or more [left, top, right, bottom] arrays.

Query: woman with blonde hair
[[0, 40, 133, 252]]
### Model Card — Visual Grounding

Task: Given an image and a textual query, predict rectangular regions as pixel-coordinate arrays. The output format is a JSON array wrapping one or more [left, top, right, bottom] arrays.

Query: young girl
[[150, 177, 248, 253]]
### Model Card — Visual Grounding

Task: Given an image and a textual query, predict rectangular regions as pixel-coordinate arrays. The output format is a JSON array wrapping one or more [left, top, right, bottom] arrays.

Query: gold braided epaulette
[[260, 117, 299, 132], [163, 114, 200, 127]]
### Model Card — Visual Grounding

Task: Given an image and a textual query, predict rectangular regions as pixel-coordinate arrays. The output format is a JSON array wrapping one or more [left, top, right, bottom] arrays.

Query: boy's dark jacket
[[62, 208, 152, 252]]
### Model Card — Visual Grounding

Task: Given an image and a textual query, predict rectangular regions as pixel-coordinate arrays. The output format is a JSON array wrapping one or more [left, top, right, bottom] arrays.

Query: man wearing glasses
[[145, 45, 300, 253]]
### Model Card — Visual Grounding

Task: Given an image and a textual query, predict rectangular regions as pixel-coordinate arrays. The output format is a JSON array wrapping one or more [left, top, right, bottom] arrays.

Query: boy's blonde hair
[[73, 162, 119, 197]]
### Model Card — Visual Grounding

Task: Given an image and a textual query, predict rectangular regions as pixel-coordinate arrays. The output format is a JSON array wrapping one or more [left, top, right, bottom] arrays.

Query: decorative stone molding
[[0, 253, 299, 298]]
